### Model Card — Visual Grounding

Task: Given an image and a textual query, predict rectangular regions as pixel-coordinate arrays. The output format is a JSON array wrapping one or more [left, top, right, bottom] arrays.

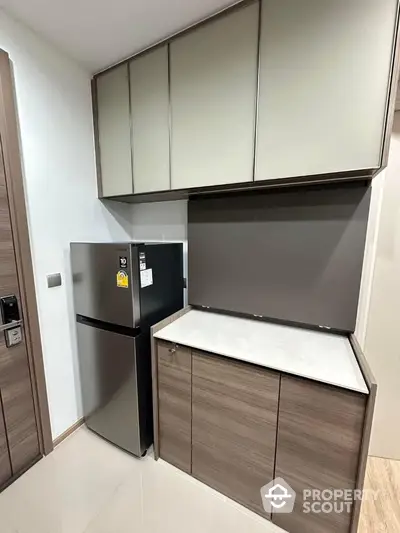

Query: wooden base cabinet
[[272, 376, 367, 533], [154, 337, 372, 532], [157, 341, 192, 473], [191, 352, 280, 517]]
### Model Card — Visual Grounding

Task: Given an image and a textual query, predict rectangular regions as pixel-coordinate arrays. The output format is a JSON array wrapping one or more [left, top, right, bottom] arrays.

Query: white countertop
[[154, 310, 368, 394]]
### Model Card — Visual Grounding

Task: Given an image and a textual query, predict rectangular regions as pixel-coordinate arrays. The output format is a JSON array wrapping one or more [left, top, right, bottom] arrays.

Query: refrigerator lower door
[[76, 322, 153, 457]]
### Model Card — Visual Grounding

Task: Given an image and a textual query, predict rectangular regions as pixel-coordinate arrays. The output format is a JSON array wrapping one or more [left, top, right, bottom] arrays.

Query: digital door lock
[[0, 295, 23, 347]]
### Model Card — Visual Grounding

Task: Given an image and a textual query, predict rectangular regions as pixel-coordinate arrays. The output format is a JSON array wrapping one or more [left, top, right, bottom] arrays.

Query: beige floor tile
[[85, 448, 280, 533], [84, 459, 146, 533], [141, 459, 280, 533], [2, 427, 395, 533], [0, 512, 18, 533], [0, 428, 138, 533]]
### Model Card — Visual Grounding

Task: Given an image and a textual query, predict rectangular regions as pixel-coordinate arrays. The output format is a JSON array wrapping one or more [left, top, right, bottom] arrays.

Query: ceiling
[[1, 0, 238, 73]]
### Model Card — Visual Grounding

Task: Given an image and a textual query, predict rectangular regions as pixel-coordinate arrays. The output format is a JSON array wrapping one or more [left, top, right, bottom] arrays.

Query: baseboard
[[53, 417, 85, 448]]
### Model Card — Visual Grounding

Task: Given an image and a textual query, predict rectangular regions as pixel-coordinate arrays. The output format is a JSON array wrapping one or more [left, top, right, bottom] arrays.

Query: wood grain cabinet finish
[[96, 64, 133, 197], [0, 406, 11, 487], [255, 0, 398, 181], [0, 182, 39, 479], [273, 375, 367, 533], [191, 351, 280, 517], [0, 338, 40, 476], [129, 46, 170, 194], [170, 2, 259, 190], [157, 341, 192, 473]]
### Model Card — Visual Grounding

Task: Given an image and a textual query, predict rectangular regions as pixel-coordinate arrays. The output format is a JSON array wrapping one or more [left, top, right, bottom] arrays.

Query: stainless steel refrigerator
[[70, 242, 184, 457]]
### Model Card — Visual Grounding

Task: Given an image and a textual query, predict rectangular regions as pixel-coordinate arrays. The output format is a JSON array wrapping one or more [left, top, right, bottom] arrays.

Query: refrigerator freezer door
[[76, 321, 152, 456], [71, 243, 139, 327]]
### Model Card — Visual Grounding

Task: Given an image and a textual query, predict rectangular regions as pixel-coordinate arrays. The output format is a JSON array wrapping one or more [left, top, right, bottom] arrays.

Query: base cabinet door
[[191, 351, 279, 517], [158, 341, 192, 473], [273, 375, 367, 533]]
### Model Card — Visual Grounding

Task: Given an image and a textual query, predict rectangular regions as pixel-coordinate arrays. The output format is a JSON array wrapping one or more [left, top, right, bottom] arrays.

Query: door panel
[[0, 153, 40, 479], [0, 339, 39, 475], [192, 351, 279, 517], [76, 322, 142, 456], [158, 341, 192, 473], [0, 404, 11, 486], [0, 185, 19, 296], [273, 375, 366, 533], [71, 243, 136, 327], [96, 64, 133, 197], [130, 46, 170, 194], [255, 0, 397, 180], [170, 2, 259, 189]]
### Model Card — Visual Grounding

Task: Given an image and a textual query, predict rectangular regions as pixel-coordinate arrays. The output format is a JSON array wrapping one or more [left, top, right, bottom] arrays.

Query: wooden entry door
[[0, 142, 40, 487]]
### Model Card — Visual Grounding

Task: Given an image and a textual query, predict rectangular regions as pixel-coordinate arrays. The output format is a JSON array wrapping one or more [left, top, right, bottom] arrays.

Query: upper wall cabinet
[[170, 2, 259, 190], [130, 46, 170, 194], [255, 0, 399, 181], [93, 0, 399, 200], [96, 64, 133, 197]]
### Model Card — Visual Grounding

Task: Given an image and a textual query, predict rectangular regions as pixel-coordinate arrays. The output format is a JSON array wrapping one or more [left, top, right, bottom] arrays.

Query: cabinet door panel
[[130, 46, 170, 193], [192, 351, 279, 517], [170, 2, 259, 190], [256, 0, 398, 180], [158, 342, 191, 473], [96, 64, 133, 196], [0, 405, 11, 487], [273, 375, 366, 533]]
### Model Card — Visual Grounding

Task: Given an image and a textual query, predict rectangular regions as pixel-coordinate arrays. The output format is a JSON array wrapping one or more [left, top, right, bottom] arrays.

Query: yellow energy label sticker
[[116, 270, 129, 288]]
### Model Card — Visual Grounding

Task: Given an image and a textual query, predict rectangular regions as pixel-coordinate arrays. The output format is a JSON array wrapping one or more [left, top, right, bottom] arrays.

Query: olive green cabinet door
[[256, 0, 398, 181], [130, 46, 170, 194], [96, 64, 133, 197], [191, 351, 279, 517], [170, 2, 259, 190], [273, 375, 367, 533], [158, 341, 192, 473]]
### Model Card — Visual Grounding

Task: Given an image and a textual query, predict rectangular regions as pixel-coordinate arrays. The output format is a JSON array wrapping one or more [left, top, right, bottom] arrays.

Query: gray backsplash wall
[[188, 183, 371, 332], [130, 200, 188, 304]]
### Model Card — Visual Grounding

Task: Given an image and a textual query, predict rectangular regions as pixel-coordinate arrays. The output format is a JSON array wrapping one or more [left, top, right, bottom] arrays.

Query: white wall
[[355, 170, 386, 346], [360, 112, 400, 459], [0, 9, 135, 439], [130, 200, 188, 301]]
